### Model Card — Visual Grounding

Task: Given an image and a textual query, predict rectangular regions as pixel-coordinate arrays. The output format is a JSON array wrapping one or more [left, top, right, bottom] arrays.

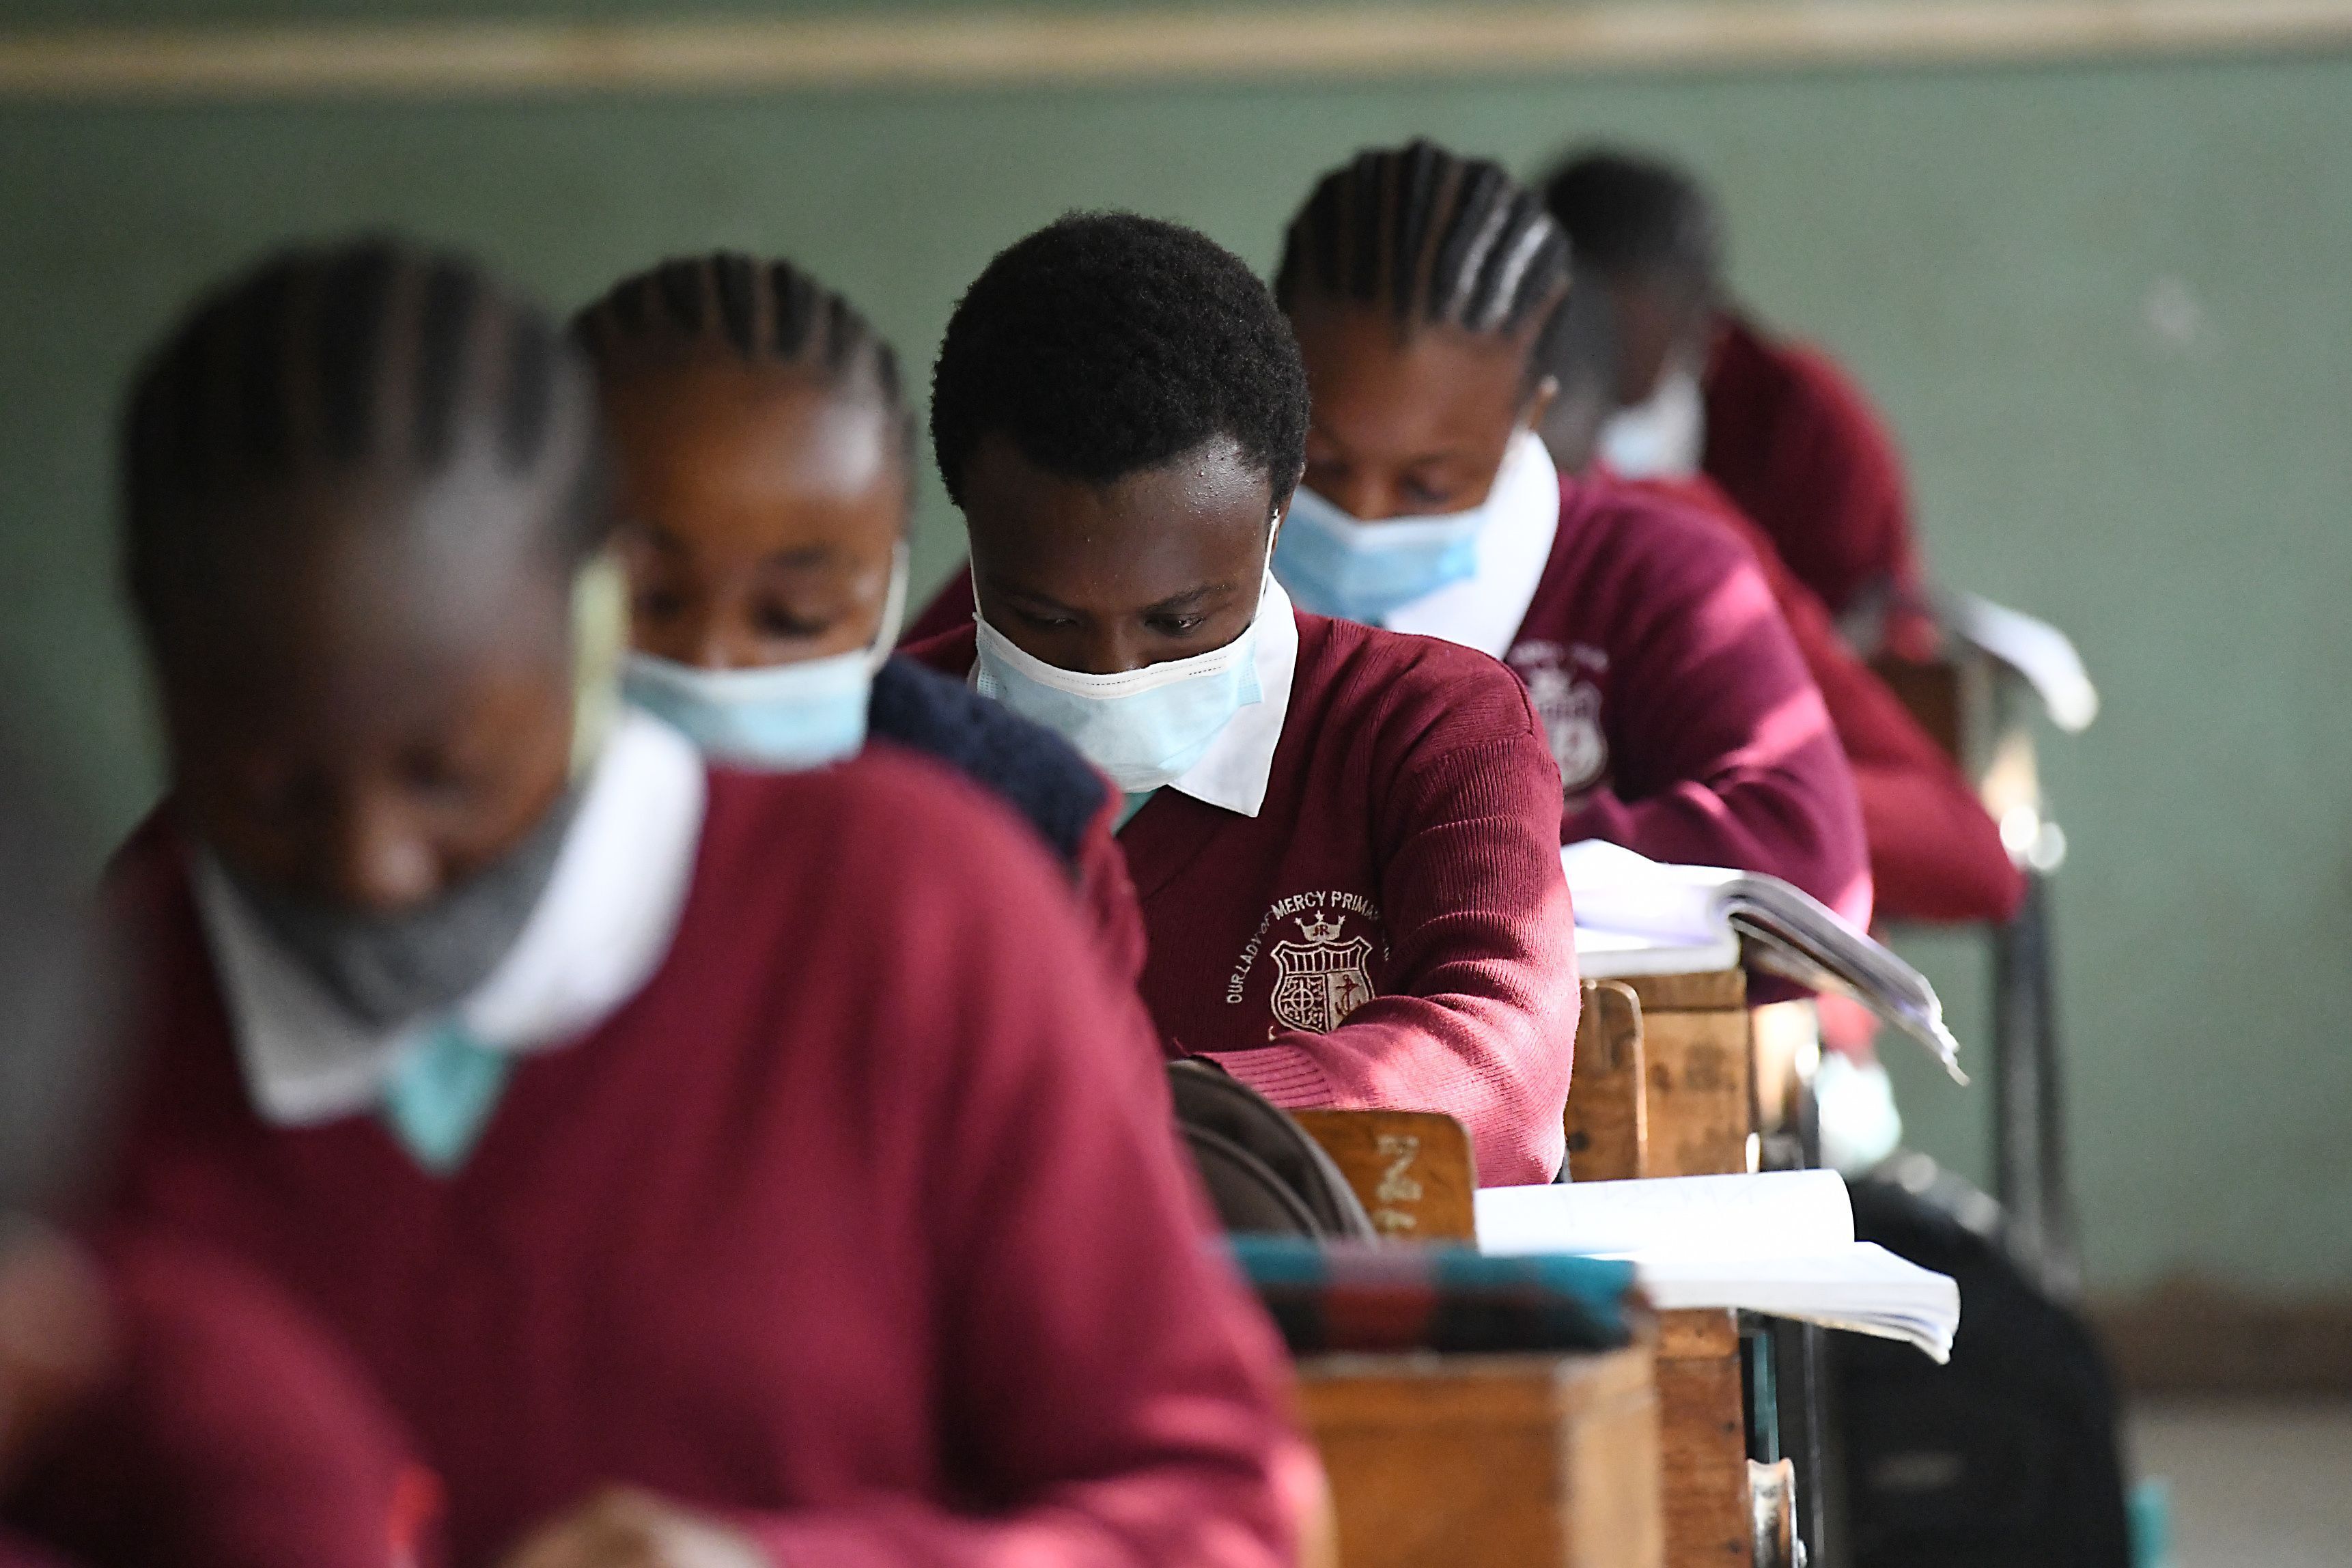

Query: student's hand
[[0, 1221, 115, 1483], [499, 1488, 770, 1568]]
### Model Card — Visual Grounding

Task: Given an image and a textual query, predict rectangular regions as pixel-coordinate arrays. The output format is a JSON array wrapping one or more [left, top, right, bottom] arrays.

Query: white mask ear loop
[[865, 541, 911, 673]]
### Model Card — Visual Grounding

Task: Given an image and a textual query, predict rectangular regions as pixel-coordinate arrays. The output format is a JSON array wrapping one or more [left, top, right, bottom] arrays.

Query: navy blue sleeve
[[866, 658, 1110, 871]]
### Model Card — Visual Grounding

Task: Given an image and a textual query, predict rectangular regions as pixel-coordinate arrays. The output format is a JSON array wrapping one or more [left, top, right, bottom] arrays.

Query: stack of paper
[[1563, 839, 1967, 1083], [1474, 1171, 1961, 1362]]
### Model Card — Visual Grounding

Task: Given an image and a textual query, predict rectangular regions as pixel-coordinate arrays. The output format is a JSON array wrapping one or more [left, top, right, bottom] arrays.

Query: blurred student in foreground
[[574, 253, 1147, 991], [1541, 146, 1941, 660], [1261, 139, 1871, 933], [0, 730, 430, 1568], [69, 238, 1313, 1568], [903, 213, 1580, 1187]]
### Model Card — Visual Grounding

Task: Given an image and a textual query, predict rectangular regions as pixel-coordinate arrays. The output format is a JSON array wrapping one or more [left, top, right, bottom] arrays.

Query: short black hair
[[1276, 138, 1571, 391], [122, 236, 606, 649], [929, 212, 1307, 514], [1539, 148, 1721, 293]]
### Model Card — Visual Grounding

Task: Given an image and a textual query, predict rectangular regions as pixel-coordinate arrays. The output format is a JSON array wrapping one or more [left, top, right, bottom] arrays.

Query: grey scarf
[[227, 785, 585, 1030]]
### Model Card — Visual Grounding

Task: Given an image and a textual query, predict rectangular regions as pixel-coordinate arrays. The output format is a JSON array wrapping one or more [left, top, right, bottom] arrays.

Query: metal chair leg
[[1991, 869, 2081, 1298]]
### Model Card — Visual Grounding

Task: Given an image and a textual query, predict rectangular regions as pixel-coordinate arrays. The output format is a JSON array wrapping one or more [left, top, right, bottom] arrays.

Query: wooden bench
[[1298, 1344, 1663, 1568]]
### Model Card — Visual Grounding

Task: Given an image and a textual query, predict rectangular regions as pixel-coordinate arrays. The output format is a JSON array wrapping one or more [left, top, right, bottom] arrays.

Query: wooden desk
[[1298, 1345, 1663, 1568], [1616, 969, 1752, 1180], [1293, 1108, 1477, 1242], [1655, 1309, 1750, 1568], [1566, 978, 1648, 1181], [1567, 967, 1756, 1568]]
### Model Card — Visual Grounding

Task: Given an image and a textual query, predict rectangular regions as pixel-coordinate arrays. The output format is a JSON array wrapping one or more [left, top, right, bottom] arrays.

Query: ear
[[1521, 373, 1561, 432], [1268, 459, 1305, 547]]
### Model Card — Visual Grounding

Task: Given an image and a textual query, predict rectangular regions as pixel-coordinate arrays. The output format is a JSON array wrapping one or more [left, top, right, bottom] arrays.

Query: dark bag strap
[[1166, 1061, 1379, 1241]]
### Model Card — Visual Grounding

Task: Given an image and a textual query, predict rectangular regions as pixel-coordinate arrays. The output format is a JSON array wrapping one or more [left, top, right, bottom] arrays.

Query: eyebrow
[[1306, 428, 1485, 467], [1139, 583, 1235, 615], [757, 544, 840, 571], [991, 580, 1239, 618]]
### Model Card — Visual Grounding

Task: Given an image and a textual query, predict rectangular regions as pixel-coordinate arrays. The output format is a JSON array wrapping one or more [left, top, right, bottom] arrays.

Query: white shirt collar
[[1163, 576, 1298, 820], [194, 709, 710, 1127], [1377, 432, 1562, 659]]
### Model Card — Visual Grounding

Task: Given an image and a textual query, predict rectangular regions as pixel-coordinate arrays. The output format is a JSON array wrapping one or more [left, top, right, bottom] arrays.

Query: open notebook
[[1563, 839, 1968, 1084], [1475, 1171, 1961, 1362]]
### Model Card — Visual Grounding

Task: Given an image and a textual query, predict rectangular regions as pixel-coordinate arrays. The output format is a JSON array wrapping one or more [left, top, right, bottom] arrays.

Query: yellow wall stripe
[[2, 1, 2350, 100]]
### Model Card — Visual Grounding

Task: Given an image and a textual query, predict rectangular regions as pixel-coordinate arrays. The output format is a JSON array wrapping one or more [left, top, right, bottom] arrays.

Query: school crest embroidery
[[1509, 639, 1610, 794], [1268, 911, 1377, 1034]]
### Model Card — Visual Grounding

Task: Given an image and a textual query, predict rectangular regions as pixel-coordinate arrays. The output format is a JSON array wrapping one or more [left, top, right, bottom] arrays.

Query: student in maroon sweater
[[1263, 141, 1871, 930], [572, 254, 1145, 987], [1540, 148, 1938, 660], [1536, 279, 2022, 928], [904, 214, 1578, 1187], [75, 239, 1311, 1568]]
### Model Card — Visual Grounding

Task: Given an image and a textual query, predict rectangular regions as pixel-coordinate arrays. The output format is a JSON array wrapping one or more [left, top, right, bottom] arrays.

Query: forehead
[[602, 361, 899, 512], [1289, 300, 1531, 448], [961, 433, 1273, 595], [161, 465, 573, 697]]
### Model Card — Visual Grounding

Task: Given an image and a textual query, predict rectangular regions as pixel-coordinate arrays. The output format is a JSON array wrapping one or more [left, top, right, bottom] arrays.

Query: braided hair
[[573, 251, 909, 463], [123, 236, 604, 645], [1275, 138, 1572, 388]]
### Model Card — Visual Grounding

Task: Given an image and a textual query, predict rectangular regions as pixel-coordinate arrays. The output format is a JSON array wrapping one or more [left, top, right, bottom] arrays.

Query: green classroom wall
[[2, 10, 2349, 1294]]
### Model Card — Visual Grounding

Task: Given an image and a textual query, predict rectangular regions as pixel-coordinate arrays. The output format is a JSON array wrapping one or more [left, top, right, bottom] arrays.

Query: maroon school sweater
[[1703, 312, 1933, 654], [93, 753, 1308, 1568], [908, 615, 1580, 1188], [1515, 473, 1874, 930]]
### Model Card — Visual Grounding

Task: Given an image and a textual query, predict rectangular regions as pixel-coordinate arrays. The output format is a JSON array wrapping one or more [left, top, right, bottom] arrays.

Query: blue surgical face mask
[[1274, 431, 1547, 623], [621, 544, 908, 771], [972, 563, 1270, 794]]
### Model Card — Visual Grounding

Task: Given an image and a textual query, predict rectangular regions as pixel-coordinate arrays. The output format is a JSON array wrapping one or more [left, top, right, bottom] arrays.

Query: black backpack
[[1166, 1061, 1377, 1240], [1837, 1158, 2131, 1568]]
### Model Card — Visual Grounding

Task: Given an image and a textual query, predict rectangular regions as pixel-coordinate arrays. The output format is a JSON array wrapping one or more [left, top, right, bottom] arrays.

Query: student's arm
[[1737, 512, 2024, 925], [1563, 527, 1875, 928], [746, 804, 1310, 1568], [1200, 660, 1580, 1187], [5, 1232, 429, 1568]]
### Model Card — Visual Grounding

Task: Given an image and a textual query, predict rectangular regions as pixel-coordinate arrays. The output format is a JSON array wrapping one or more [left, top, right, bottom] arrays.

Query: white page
[[1474, 1171, 1855, 1259], [1950, 591, 2098, 732], [1558, 839, 1736, 947], [1636, 1243, 1961, 1362], [1573, 923, 1743, 978]]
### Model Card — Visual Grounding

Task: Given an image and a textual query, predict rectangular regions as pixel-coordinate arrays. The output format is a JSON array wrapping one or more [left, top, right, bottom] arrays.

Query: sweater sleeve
[[1728, 503, 2024, 926], [1562, 524, 1875, 929], [741, 803, 1313, 1568], [5, 1233, 431, 1568], [1202, 664, 1580, 1188]]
